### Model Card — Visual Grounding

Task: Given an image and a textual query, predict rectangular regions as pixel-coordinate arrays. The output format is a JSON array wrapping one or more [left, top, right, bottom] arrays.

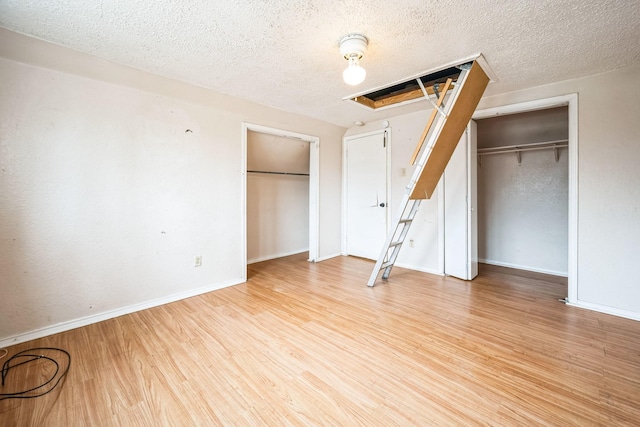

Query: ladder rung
[[389, 241, 402, 247], [381, 261, 393, 270], [399, 219, 413, 224]]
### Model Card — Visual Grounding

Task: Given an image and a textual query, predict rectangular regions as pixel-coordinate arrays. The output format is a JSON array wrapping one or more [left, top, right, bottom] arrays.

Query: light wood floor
[[2, 254, 639, 426]]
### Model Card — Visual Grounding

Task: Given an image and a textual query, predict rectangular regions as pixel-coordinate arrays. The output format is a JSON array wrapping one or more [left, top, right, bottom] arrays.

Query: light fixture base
[[339, 34, 368, 59]]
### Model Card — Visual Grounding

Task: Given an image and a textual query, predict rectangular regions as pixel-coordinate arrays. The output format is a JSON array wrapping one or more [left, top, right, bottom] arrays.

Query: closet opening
[[475, 106, 569, 282], [242, 123, 320, 281]]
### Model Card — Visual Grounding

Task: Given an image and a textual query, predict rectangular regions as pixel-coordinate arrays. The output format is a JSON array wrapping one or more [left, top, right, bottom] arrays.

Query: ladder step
[[389, 241, 403, 247], [381, 261, 393, 270], [399, 219, 413, 224]]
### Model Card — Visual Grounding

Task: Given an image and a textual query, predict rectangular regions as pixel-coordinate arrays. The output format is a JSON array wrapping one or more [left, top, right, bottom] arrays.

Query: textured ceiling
[[1, 0, 639, 127]]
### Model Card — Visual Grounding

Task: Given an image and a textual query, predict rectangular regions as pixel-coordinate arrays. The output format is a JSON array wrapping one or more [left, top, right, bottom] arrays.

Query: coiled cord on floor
[[0, 347, 71, 400]]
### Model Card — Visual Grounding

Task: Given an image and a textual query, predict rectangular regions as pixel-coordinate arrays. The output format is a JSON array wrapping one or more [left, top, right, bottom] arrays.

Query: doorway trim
[[342, 128, 392, 255], [472, 93, 578, 303], [241, 123, 320, 281]]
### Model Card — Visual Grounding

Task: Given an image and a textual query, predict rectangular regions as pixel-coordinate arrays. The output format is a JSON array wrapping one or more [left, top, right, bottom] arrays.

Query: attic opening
[[345, 58, 485, 111]]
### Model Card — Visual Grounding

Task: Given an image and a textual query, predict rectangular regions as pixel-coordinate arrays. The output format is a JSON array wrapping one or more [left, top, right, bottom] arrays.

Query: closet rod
[[477, 143, 567, 156], [477, 139, 568, 166], [477, 139, 568, 154], [247, 170, 310, 177]]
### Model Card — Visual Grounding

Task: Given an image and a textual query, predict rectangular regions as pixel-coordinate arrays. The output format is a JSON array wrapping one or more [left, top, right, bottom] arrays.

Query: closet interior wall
[[247, 131, 310, 263], [476, 107, 569, 276]]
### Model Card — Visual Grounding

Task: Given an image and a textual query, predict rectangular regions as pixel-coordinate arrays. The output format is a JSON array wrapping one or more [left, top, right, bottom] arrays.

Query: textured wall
[[476, 108, 569, 275], [247, 174, 309, 263], [477, 107, 569, 148], [247, 132, 310, 263], [0, 41, 345, 343], [0, 59, 242, 340], [477, 148, 569, 275]]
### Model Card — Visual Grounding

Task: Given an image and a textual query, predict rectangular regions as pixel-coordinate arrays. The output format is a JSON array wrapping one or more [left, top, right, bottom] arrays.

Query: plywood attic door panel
[[410, 62, 489, 200]]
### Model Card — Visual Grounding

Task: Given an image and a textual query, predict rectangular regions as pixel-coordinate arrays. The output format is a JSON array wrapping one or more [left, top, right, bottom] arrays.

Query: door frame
[[241, 123, 320, 280], [442, 121, 478, 280], [342, 128, 392, 255], [470, 94, 578, 303]]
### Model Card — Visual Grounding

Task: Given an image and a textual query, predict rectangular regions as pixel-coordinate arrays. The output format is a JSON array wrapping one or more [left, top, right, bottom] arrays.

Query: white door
[[345, 130, 388, 260], [444, 121, 478, 280]]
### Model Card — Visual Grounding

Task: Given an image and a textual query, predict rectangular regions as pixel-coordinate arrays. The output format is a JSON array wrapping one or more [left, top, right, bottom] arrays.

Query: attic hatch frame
[[343, 54, 496, 112]]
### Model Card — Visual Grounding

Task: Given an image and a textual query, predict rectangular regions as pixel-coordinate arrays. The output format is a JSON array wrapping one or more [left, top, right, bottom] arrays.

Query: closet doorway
[[476, 107, 569, 276], [242, 123, 319, 279], [473, 94, 578, 302]]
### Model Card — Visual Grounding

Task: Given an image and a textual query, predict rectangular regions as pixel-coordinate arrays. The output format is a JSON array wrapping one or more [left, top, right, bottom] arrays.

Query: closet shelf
[[477, 139, 568, 166]]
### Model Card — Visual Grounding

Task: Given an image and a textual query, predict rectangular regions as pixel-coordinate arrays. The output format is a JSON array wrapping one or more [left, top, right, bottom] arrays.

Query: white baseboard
[[248, 249, 308, 264], [394, 262, 443, 276], [0, 278, 244, 348], [567, 300, 640, 322], [315, 252, 342, 262], [479, 258, 568, 277]]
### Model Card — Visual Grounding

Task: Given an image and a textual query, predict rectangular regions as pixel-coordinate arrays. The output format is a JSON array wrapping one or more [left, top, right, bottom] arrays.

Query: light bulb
[[343, 56, 366, 85]]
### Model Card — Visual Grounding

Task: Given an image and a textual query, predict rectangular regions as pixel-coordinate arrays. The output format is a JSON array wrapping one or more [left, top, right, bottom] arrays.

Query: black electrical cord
[[0, 347, 71, 400]]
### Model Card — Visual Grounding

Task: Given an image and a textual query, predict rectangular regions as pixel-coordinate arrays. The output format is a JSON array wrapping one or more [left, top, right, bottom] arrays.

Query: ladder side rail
[[405, 113, 444, 194], [409, 78, 454, 165], [367, 192, 412, 287], [381, 202, 421, 279], [410, 68, 471, 199], [410, 63, 488, 199], [403, 77, 465, 200], [368, 197, 421, 286]]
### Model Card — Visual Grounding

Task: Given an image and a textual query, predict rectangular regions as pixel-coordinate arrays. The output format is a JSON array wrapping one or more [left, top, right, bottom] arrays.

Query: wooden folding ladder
[[367, 61, 489, 287]]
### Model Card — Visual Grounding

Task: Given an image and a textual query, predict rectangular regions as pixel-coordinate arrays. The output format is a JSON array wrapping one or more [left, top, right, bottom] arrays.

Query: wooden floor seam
[[1, 253, 638, 425]]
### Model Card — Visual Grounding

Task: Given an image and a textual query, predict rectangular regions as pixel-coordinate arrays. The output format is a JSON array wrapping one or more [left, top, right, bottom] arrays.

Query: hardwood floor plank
[[2, 253, 639, 425]]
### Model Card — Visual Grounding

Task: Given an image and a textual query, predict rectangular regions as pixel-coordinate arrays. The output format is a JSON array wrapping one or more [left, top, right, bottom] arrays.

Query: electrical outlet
[[194, 256, 202, 267], [401, 167, 407, 177], [409, 239, 415, 248]]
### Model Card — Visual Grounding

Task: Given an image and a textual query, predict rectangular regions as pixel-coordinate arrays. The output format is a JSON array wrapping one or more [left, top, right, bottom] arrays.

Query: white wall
[[477, 149, 568, 275], [0, 29, 345, 344], [477, 108, 569, 275], [477, 65, 640, 318], [247, 132, 309, 263]]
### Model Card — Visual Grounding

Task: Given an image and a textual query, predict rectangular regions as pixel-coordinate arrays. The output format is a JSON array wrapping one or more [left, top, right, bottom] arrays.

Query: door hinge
[[383, 133, 387, 148]]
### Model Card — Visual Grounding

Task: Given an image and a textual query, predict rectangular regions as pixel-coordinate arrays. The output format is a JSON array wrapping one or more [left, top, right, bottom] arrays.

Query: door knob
[[379, 203, 385, 207]]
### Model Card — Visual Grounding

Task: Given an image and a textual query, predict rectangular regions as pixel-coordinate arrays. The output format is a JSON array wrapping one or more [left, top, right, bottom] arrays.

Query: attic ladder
[[367, 61, 489, 287]]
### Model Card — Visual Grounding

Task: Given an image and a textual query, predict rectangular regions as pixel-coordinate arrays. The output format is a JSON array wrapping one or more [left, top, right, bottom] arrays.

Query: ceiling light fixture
[[339, 34, 368, 86]]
